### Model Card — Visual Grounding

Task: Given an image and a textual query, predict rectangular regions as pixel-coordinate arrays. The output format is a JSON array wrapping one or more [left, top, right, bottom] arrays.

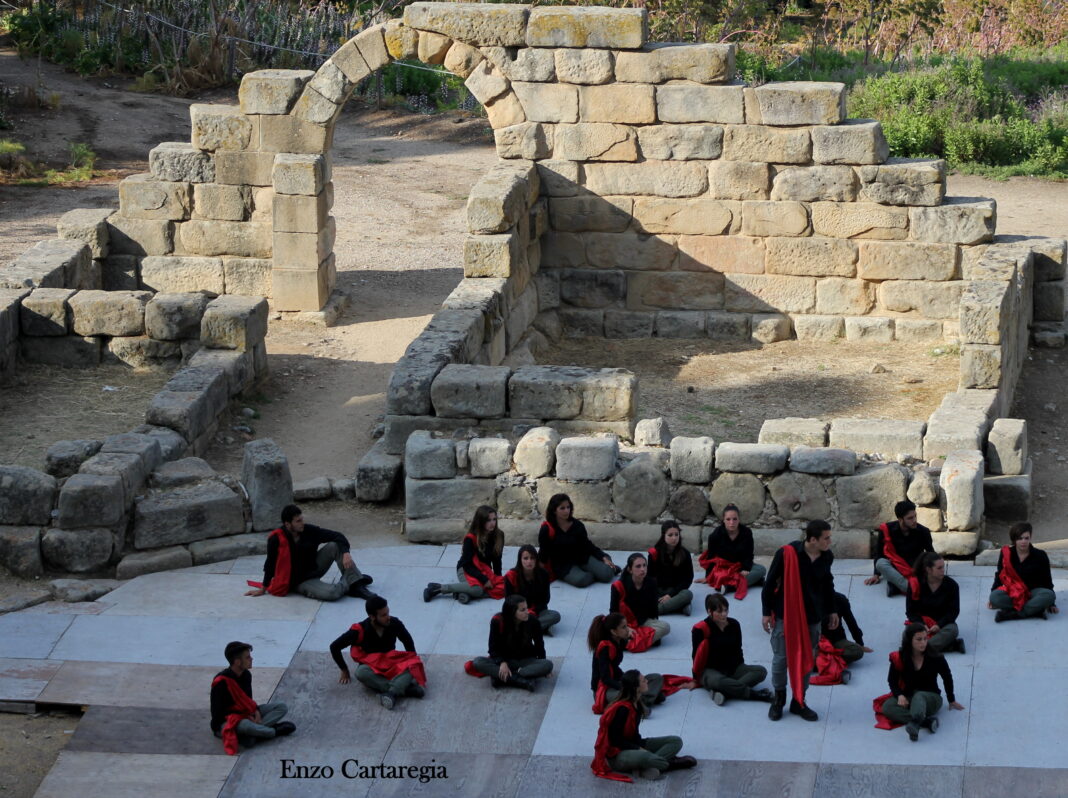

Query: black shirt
[[458, 533, 502, 584], [703, 525, 756, 572], [488, 613, 546, 663], [648, 546, 694, 595], [263, 523, 351, 591], [825, 591, 864, 646], [607, 702, 645, 751], [762, 540, 836, 622], [992, 546, 1055, 593], [538, 519, 607, 575], [329, 617, 416, 674], [874, 521, 933, 575], [691, 617, 744, 675], [906, 577, 960, 627], [591, 641, 623, 693], [888, 653, 956, 703], [504, 567, 552, 612], [610, 573, 660, 625], [210, 667, 253, 734]]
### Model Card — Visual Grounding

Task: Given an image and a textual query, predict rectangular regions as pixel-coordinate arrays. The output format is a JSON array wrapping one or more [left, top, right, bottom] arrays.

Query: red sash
[[348, 624, 427, 686], [246, 528, 292, 596], [691, 619, 712, 680], [699, 555, 748, 599], [781, 544, 814, 707], [810, 636, 847, 686], [662, 674, 698, 694], [591, 640, 619, 714], [879, 523, 920, 598], [611, 580, 657, 653], [462, 533, 505, 599], [996, 546, 1030, 611], [873, 651, 906, 729], [591, 700, 638, 782], [538, 522, 558, 582], [212, 674, 258, 755]]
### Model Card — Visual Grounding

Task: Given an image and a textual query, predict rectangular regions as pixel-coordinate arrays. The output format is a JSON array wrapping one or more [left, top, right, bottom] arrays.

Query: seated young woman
[[692, 594, 773, 705], [538, 493, 617, 587], [504, 544, 561, 634], [423, 505, 503, 604], [469, 595, 553, 691], [592, 670, 696, 782], [647, 521, 695, 616], [610, 552, 671, 652], [697, 504, 766, 597], [989, 522, 1059, 622], [906, 552, 965, 654], [877, 623, 965, 741], [588, 613, 664, 715]]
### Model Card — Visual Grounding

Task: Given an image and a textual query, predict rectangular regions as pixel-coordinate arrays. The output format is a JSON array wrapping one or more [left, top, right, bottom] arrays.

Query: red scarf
[[591, 640, 619, 714], [611, 580, 657, 653], [691, 619, 712, 680], [348, 624, 427, 686], [591, 700, 638, 782], [810, 636, 847, 686], [879, 523, 920, 599], [246, 528, 292, 596], [212, 674, 258, 755], [995, 545, 1030, 611], [462, 532, 505, 599], [781, 544, 814, 707], [538, 522, 559, 582], [698, 555, 748, 599], [873, 651, 906, 729]]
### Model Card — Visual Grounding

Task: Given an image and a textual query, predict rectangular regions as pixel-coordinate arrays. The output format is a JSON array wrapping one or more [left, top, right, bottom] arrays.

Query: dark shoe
[[542, 626, 553, 637], [752, 688, 775, 703], [653, 691, 667, 705], [455, 593, 471, 605], [953, 638, 966, 654], [274, 721, 296, 737], [423, 583, 441, 603], [789, 699, 819, 721], [380, 693, 395, 711], [682, 602, 692, 616], [840, 669, 852, 685], [406, 684, 426, 699], [354, 574, 373, 587], [665, 755, 697, 772], [349, 583, 376, 600], [490, 677, 504, 689], [651, 638, 662, 648], [886, 581, 901, 598], [769, 690, 786, 721], [506, 675, 536, 692], [906, 722, 919, 742], [995, 609, 1020, 623], [921, 716, 939, 734]]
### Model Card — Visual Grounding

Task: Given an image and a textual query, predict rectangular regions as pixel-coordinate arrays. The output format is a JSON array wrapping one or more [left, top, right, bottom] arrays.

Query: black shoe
[[886, 582, 900, 598], [490, 676, 504, 689], [921, 716, 939, 734], [651, 639, 662, 648], [406, 684, 426, 699], [752, 688, 775, 703], [682, 602, 692, 616], [954, 638, 966, 654], [653, 691, 667, 705], [995, 609, 1020, 623], [665, 755, 697, 772], [423, 583, 441, 603], [349, 584, 376, 600], [789, 699, 819, 721], [906, 722, 919, 741], [506, 675, 536, 692], [274, 721, 296, 737], [769, 690, 786, 721], [354, 574, 373, 587]]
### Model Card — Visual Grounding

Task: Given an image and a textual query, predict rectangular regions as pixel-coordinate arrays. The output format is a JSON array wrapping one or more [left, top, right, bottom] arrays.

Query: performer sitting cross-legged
[[989, 521, 1059, 622], [907, 552, 965, 654], [538, 493, 617, 587], [210, 641, 294, 754], [329, 595, 427, 711], [692, 593, 773, 706], [610, 552, 671, 652], [647, 521, 695, 616], [591, 670, 696, 782], [876, 623, 965, 741], [588, 613, 664, 715], [864, 500, 934, 597], [698, 504, 766, 596], [469, 594, 554, 691], [424, 505, 504, 604], [504, 544, 561, 634]]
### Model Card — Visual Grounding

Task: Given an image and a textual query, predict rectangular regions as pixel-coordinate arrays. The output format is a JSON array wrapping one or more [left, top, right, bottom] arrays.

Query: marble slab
[[0, 613, 73, 659], [812, 762, 963, 797], [963, 766, 1068, 798], [34, 752, 235, 798], [0, 657, 63, 702], [517, 754, 694, 797], [67, 706, 224, 755]]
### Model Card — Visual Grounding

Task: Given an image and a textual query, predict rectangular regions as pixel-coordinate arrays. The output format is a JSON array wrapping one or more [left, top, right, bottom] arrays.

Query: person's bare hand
[[862, 645, 875, 653], [864, 575, 880, 586], [253, 710, 263, 723], [897, 695, 909, 708], [741, 570, 750, 579], [928, 625, 940, 635], [949, 701, 965, 710], [1051, 605, 1060, 615], [338, 671, 350, 685], [244, 587, 265, 597], [658, 595, 669, 605], [761, 616, 773, 634], [827, 613, 840, 631], [342, 552, 354, 570], [498, 662, 512, 681], [987, 602, 994, 610]]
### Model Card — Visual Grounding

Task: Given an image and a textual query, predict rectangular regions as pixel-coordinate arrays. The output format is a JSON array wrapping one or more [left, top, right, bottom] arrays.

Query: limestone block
[[355, 439, 401, 502], [913, 507, 943, 532], [579, 84, 655, 124], [612, 458, 670, 522], [723, 125, 811, 165], [554, 49, 613, 85], [353, 25, 389, 71], [190, 104, 252, 151], [745, 82, 845, 125], [1035, 281, 1065, 322], [526, 6, 647, 48], [604, 310, 652, 338], [549, 196, 632, 233], [239, 69, 312, 114], [20, 288, 74, 336], [637, 199, 733, 237], [814, 278, 875, 315], [829, 418, 925, 458], [57, 208, 112, 259], [50, 578, 122, 604], [844, 316, 893, 342], [272, 190, 330, 235], [430, 364, 510, 419], [1007, 236, 1065, 281], [634, 417, 671, 447], [792, 314, 844, 341], [417, 30, 452, 65], [465, 59, 509, 105], [724, 273, 815, 313], [906, 468, 940, 505], [46, 439, 102, 479], [586, 232, 677, 271], [664, 485, 706, 525], [405, 2, 529, 46], [858, 158, 946, 206], [68, 290, 150, 336], [149, 142, 214, 184], [537, 160, 582, 196], [133, 480, 244, 549], [192, 184, 251, 222], [983, 468, 1031, 521], [740, 201, 809, 237], [512, 82, 578, 124], [708, 472, 765, 523], [79, 451, 146, 507], [857, 241, 958, 281], [186, 532, 266, 564], [615, 42, 734, 84], [655, 310, 705, 338], [20, 335, 101, 367], [5, 238, 90, 288], [959, 281, 1010, 345], [511, 427, 559, 478], [879, 280, 963, 320], [141, 256, 225, 295], [533, 478, 612, 521], [810, 202, 908, 240], [241, 438, 292, 531], [923, 409, 988, 461], [769, 471, 830, 521], [666, 436, 714, 484], [987, 418, 1027, 475], [910, 198, 996, 245], [405, 477, 497, 520], [637, 124, 722, 161], [180, 220, 271, 259], [494, 122, 552, 160], [132, 425, 188, 462], [765, 237, 857, 277], [200, 295, 268, 352], [715, 442, 788, 473], [215, 151, 275, 187], [559, 269, 625, 308], [481, 46, 555, 82], [257, 115, 333, 154], [101, 432, 163, 474], [469, 438, 514, 477], [487, 92, 528, 129], [771, 166, 857, 202], [42, 528, 113, 573], [384, 19, 418, 60], [441, 40, 483, 78], [144, 388, 215, 447], [464, 233, 521, 279], [553, 123, 638, 162], [56, 473, 125, 529], [468, 163, 536, 234], [0, 526, 43, 578], [939, 449, 984, 530], [104, 335, 180, 369], [404, 432, 456, 480], [272, 153, 329, 197], [751, 312, 792, 343], [895, 318, 944, 342], [555, 436, 619, 481], [1031, 327, 1064, 348], [292, 83, 342, 126], [789, 445, 856, 476], [837, 463, 908, 528], [149, 457, 215, 489], [557, 308, 602, 337], [657, 83, 745, 124], [0, 467, 55, 526], [628, 272, 724, 311], [758, 418, 828, 449], [811, 119, 889, 165], [188, 349, 253, 396], [702, 163, 767, 205], [960, 343, 1001, 389]]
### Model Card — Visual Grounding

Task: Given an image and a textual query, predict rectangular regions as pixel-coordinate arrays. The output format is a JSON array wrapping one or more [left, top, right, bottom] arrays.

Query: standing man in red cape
[[245, 504, 375, 601], [864, 500, 934, 597], [761, 520, 839, 722], [210, 641, 295, 754]]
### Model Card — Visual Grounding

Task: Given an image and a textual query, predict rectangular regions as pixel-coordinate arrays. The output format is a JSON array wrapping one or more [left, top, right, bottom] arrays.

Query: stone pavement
[[4, 546, 1068, 797]]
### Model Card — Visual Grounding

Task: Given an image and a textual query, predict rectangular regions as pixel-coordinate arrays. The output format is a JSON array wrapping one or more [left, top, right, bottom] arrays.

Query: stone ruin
[[1, 2, 1066, 584]]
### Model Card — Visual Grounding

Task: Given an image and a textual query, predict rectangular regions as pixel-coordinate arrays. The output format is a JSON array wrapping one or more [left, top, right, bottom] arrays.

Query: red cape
[[879, 523, 920, 598], [611, 580, 658, 653], [462, 533, 505, 599], [810, 635, 847, 686], [246, 528, 292, 596], [212, 674, 258, 755], [591, 700, 637, 782], [995, 545, 1030, 611], [781, 544, 814, 707], [873, 651, 906, 729], [591, 640, 619, 714], [348, 623, 427, 686]]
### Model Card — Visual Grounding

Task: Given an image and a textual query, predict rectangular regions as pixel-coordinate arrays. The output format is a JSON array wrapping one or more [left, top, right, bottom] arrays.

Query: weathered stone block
[[740, 201, 809, 237], [615, 42, 734, 84], [769, 471, 830, 521], [272, 264, 333, 312], [584, 161, 707, 198], [655, 310, 705, 338], [751, 312, 792, 343], [241, 439, 292, 531], [0, 526, 43, 578], [468, 163, 534, 234], [907, 468, 940, 505], [634, 417, 671, 447], [19, 335, 101, 367], [103, 336, 180, 369], [149, 142, 214, 184], [188, 532, 268, 565], [910, 197, 996, 245], [601, 309, 650, 338], [215, 151, 276, 187], [356, 439, 401, 502], [745, 81, 845, 125], [526, 6, 647, 48], [656, 82, 744, 124], [636, 124, 723, 161], [959, 280, 1010, 345], [708, 472, 765, 523], [628, 272, 724, 311], [923, 408, 988, 461], [789, 445, 856, 476], [837, 463, 908, 528], [810, 202, 908, 240], [667, 485, 708, 525], [715, 442, 788, 473], [792, 314, 844, 341], [511, 82, 578, 124], [5, 239, 90, 288], [190, 104, 252, 151], [55, 473, 125, 529], [554, 123, 638, 162], [222, 258, 271, 297], [406, 2, 529, 46], [829, 418, 925, 458], [140, 256, 224, 295], [811, 120, 889, 165], [145, 292, 212, 340], [635, 199, 733, 237], [586, 232, 677, 270], [239, 69, 313, 114], [579, 84, 655, 124], [116, 546, 192, 580], [404, 431, 457, 480], [57, 208, 112, 259], [668, 436, 715, 483], [987, 418, 1027, 476], [814, 278, 875, 316], [68, 290, 150, 336], [405, 477, 497, 520], [725, 273, 815, 314], [469, 438, 514, 477], [858, 158, 945, 206], [771, 165, 857, 202], [612, 458, 669, 522], [512, 427, 559, 478], [180, 220, 271, 259], [0, 466, 56, 525], [192, 184, 251, 222], [724, 125, 811, 165], [42, 528, 112, 573], [960, 343, 1001, 389], [845, 315, 894, 342], [102, 432, 163, 474], [708, 161, 770, 201], [257, 114, 333, 154], [150, 457, 216, 489], [20, 288, 74, 336], [45, 439, 102, 478], [430, 364, 509, 419], [494, 122, 552, 160], [879, 280, 963, 320], [534, 478, 613, 521], [549, 196, 631, 233], [118, 174, 191, 221], [765, 237, 857, 278], [536, 160, 582, 196], [554, 48, 613, 84], [50, 577, 121, 603], [1034, 280, 1065, 322], [555, 436, 619, 481], [79, 451, 147, 507], [464, 233, 521, 279], [983, 468, 1031, 521], [132, 425, 188, 462], [758, 418, 828, 449], [200, 295, 268, 352], [939, 449, 984, 530], [858, 241, 958, 281]]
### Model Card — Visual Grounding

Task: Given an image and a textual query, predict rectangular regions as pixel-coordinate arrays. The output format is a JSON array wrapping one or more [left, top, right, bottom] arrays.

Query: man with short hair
[[762, 520, 839, 722], [329, 595, 427, 711], [210, 641, 294, 754], [864, 500, 934, 597], [246, 504, 374, 601]]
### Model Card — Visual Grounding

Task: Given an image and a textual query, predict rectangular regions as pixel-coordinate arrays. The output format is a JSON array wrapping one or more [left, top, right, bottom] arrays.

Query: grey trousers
[[296, 542, 363, 601], [881, 690, 943, 725], [536, 609, 562, 632], [559, 556, 615, 587], [355, 664, 413, 697], [700, 664, 768, 700], [471, 656, 553, 680], [770, 619, 820, 694], [875, 558, 909, 593], [990, 587, 1056, 617], [232, 701, 288, 742], [641, 618, 671, 643], [440, 567, 488, 600], [926, 622, 959, 654], [658, 589, 693, 615], [608, 735, 683, 773]]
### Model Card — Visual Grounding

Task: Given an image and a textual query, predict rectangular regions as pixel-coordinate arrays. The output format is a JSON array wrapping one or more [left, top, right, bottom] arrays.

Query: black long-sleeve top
[[888, 653, 956, 703], [263, 523, 351, 591], [504, 567, 552, 612], [329, 617, 416, 674], [608, 702, 645, 751], [906, 577, 961, 627], [761, 540, 835, 623], [488, 613, 546, 664], [538, 519, 607, 575], [691, 617, 744, 675], [825, 591, 864, 645], [992, 547, 1055, 594], [610, 574, 660, 625], [210, 668, 253, 734], [457, 534, 502, 584], [591, 641, 624, 693], [703, 525, 756, 572], [648, 546, 694, 595], [874, 521, 933, 575]]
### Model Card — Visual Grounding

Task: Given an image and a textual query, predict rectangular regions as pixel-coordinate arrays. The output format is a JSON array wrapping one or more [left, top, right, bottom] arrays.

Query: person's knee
[[566, 569, 594, 588], [320, 541, 340, 558]]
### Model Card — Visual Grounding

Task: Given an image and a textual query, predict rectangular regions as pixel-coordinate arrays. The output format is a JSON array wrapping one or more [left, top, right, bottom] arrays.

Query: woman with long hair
[[906, 552, 964, 654], [878, 623, 965, 741], [610, 552, 670, 652], [647, 520, 694, 616], [504, 544, 561, 634], [989, 522, 1058, 621], [469, 595, 553, 690], [424, 505, 504, 604], [587, 613, 663, 714], [538, 493, 617, 587], [698, 504, 765, 597]]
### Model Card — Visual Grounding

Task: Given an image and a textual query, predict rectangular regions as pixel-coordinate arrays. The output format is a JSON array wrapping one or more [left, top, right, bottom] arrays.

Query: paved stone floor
[[4, 546, 1068, 797]]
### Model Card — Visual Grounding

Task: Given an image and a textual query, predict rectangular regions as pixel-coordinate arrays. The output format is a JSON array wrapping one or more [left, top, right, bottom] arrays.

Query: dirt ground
[[0, 709, 80, 798]]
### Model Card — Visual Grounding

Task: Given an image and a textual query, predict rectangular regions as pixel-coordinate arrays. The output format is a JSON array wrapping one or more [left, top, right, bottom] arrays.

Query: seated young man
[[864, 500, 934, 597], [210, 641, 295, 754]]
